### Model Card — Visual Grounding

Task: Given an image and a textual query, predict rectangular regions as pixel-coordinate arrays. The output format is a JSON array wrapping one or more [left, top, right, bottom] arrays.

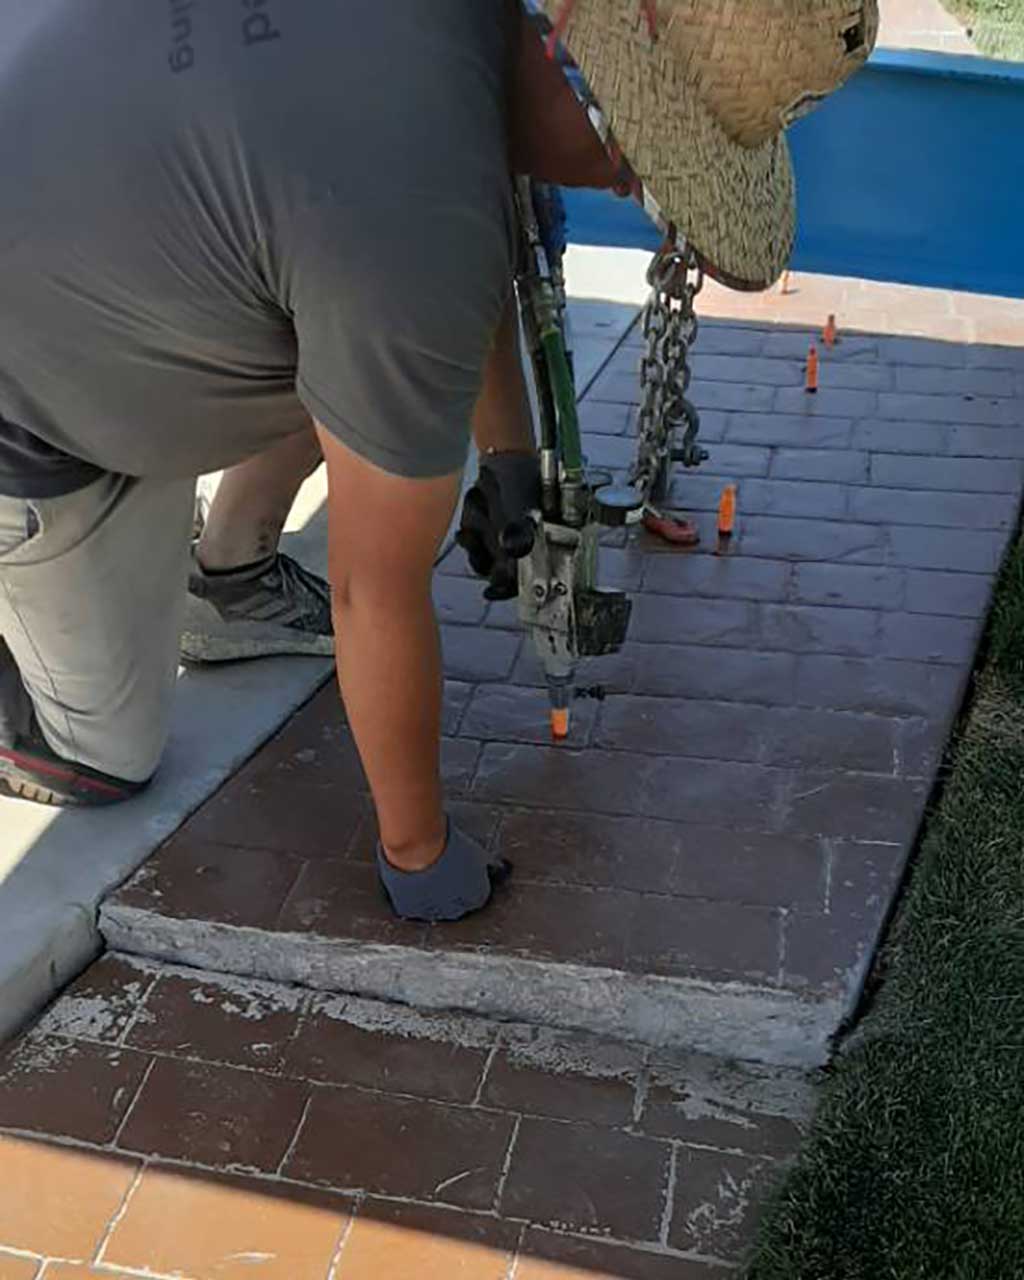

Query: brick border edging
[[100, 905, 838, 1068]]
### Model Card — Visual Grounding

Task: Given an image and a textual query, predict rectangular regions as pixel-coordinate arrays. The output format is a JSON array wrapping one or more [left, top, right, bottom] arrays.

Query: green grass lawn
[[746, 535, 1024, 1280], [949, 0, 1024, 59]]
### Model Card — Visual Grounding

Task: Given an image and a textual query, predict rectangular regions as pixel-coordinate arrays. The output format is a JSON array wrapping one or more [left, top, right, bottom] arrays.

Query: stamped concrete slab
[[101, 276, 1024, 1068]]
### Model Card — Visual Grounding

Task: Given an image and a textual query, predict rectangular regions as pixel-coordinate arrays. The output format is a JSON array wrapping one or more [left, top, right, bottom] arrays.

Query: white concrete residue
[[432, 1167, 485, 1198], [5, 1033, 83, 1077], [322, 992, 495, 1053], [499, 1023, 642, 1082], [35, 993, 128, 1043], [175, 964, 308, 1019], [647, 1048, 818, 1131], [685, 1165, 756, 1245], [34, 954, 160, 1043]]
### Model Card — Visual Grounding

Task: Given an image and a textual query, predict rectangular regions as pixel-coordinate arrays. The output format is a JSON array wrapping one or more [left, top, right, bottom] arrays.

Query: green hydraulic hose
[[540, 325, 583, 479]]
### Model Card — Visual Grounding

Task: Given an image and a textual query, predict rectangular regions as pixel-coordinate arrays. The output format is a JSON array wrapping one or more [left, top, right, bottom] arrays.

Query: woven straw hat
[[541, 0, 879, 289]]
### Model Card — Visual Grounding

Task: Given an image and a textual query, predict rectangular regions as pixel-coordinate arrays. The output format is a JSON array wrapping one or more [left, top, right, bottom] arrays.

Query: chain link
[[630, 244, 709, 503]]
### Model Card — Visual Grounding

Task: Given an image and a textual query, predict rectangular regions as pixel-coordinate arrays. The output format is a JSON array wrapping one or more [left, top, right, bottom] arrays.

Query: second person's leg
[[182, 423, 334, 662], [196, 424, 323, 571]]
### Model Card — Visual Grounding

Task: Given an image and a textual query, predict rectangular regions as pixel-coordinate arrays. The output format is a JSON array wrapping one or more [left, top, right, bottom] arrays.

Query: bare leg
[[196, 424, 323, 571]]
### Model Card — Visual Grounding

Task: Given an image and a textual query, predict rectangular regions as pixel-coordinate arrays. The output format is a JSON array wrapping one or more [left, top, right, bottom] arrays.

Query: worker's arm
[[316, 423, 457, 873], [506, 2, 619, 188]]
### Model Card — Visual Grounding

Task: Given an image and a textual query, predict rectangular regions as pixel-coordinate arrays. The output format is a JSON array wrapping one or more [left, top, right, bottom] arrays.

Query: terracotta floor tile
[[35, 1268, 137, 1279], [515, 1229, 724, 1279], [283, 998, 490, 1103], [115, 1056, 309, 1173], [501, 1119, 671, 1242], [126, 971, 305, 1072], [104, 1164, 351, 1280], [284, 1085, 515, 1211], [0, 1037, 152, 1145], [0, 1135, 139, 1260], [338, 1200, 518, 1280], [0, 1254, 40, 1280]]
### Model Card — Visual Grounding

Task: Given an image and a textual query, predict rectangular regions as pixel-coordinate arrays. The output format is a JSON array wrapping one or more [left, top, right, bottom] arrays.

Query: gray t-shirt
[[0, 0, 515, 497]]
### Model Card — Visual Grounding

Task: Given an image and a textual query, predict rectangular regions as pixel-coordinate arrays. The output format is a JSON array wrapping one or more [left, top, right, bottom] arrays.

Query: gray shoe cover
[[377, 824, 511, 923]]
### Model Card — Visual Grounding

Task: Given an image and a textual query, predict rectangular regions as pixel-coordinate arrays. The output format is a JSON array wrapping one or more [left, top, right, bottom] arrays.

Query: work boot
[[0, 727, 149, 806], [180, 550, 334, 662], [0, 643, 147, 806]]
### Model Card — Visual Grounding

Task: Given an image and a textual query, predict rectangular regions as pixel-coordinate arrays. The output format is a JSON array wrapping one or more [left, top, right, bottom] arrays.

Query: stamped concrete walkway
[[0, 955, 814, 1278], [99, 267, 1024, 1068], [2, 266, 1022, 1279]]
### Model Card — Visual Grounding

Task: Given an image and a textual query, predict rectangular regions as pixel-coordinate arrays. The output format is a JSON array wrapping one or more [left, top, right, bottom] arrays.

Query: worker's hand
[[457, 450, 541, 600], [378, 822, 512, 922]]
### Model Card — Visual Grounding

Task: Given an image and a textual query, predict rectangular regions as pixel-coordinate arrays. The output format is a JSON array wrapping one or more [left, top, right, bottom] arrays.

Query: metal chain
[[629, 244, 708, 502]]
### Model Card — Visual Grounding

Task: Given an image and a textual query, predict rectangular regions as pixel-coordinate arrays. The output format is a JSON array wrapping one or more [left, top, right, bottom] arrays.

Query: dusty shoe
[[0, 727, 148, 807], [181, 550, 334, 662], [0, 637, 147, 805]]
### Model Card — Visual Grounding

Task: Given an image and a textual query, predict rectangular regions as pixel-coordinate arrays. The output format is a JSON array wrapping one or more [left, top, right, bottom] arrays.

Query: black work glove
[[456, 451, 541, 601]]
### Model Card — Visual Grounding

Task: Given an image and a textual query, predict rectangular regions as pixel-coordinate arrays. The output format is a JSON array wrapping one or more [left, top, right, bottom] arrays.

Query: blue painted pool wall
[[563, 51, 1024, 298]]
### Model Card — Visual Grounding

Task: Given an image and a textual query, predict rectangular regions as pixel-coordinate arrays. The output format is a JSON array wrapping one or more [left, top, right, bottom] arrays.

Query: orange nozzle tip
[[550, 707, 570, 740], [717, 484, 737, 536]]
